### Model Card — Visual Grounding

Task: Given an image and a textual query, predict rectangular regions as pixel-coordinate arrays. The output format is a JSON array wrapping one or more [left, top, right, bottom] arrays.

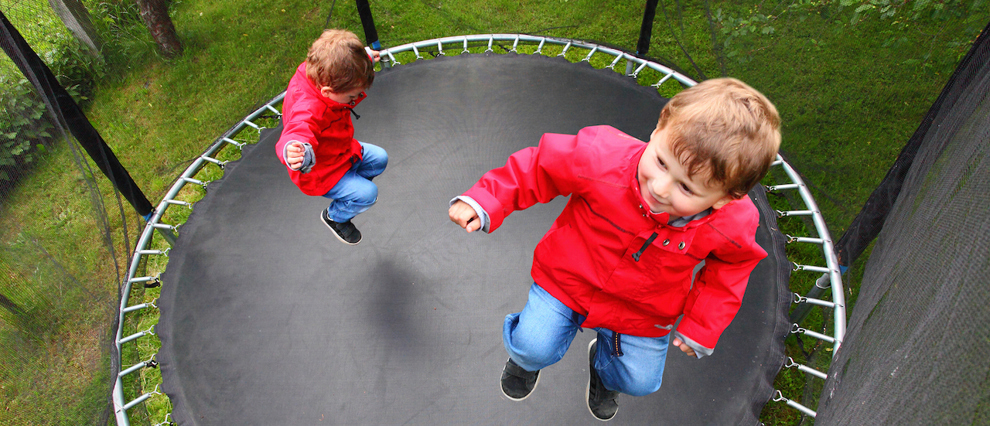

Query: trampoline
[[114, 36, 837, 425]]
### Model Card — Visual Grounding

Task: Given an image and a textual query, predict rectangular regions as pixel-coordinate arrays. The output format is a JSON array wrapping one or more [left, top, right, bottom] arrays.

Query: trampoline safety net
[[817, 21, 990, 425]]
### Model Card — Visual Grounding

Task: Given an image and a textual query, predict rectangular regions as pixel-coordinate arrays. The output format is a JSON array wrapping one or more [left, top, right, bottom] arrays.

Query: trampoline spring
[[793, 264, 830, 274], [436, 41, 445, 56], [222, 137, 245, 149], [412, 45, 423, 59], [385, 50, 400, 65], [128, 276, 157, 285], [463, 36, 470, 54], [118, 326, 156, 345], [511, 36, 520, 53], [136, 248, 169, 256], [606, 54, 623, 70], [122, 302, 156, 314], [767, 183, 802, 192], [777, 209, 813, 217], [651, 72, 674, 89], [581, 46, 598, 62], [792, 325, 836, 343], [630, 61, 648, 78], [201, 155, 227, 169], [535, 38, 546, 54], [264, 105, 281, 116], [165, 199, 193, 209], [152, 413, 173, 426], [181, 176, 207, 189], [558, 41, 572, 57], [796, 295, 836, 309], [243, 120, 262, 130], [487, 36, 495, 53], [120, 385, 162, 412], [786, 235, 825, 245], [152, 223, 177, 232], [785, 357, 829, 380], [772, 390, 817, 418]]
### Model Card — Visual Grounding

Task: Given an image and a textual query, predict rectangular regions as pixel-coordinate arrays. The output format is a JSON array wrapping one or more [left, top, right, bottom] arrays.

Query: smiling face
[[638, 127, 734, 221], [320, 85, 365, 104]]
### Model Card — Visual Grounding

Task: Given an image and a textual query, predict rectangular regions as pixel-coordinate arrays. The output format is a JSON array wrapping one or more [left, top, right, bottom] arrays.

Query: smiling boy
[[448, 78, 781, 421]]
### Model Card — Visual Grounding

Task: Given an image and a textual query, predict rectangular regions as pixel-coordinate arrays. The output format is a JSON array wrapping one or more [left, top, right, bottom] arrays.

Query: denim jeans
[[503, 283, 669, 397], [322, 142, 388, 222]]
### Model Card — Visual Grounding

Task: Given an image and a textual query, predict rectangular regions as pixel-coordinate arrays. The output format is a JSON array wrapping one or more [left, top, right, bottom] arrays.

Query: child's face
[[638, 127, 734, 220], [320, 86, 365, 104]]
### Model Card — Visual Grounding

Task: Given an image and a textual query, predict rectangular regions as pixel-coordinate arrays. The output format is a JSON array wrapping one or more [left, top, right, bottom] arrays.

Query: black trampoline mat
[[157, 53, 790, 425]]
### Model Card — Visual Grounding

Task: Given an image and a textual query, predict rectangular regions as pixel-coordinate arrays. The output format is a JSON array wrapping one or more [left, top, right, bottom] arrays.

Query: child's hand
[[365, 46, 381, 63], [286, 142, 306, 170], [449, 200, 481, 233], [671, 337, 697, 358]]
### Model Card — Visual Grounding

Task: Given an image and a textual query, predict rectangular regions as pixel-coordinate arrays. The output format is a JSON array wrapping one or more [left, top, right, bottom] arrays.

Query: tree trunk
[[48, 0, 103, 59], [135, 0, 182, 58]]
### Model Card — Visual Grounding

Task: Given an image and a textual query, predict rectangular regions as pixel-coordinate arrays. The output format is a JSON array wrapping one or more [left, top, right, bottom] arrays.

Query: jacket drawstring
[[631, 232, 658, 261], [347, 107, 360, 120]]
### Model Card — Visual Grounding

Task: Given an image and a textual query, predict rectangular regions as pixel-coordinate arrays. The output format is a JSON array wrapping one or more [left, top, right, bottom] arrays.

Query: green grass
[[1, 0, 986, 424]]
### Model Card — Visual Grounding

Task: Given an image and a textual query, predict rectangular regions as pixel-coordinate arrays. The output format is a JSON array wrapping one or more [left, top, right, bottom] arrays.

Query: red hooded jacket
[[463, 126, 766, 351], [276, 63, 365, 196]]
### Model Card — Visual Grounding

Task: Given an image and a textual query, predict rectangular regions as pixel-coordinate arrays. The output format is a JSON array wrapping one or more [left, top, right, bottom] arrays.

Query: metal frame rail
[[110, 34, 845, 425]]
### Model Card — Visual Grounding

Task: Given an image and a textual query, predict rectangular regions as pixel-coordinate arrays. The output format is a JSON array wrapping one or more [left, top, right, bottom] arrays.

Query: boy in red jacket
[[448, 78, 781, 421], [276, 29, 385, 245]]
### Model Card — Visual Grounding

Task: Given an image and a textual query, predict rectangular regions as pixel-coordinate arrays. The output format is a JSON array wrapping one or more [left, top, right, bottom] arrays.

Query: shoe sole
[[587, 339, 616, 422], [501, 358, 540, 402], [321, 211, 360, 245]]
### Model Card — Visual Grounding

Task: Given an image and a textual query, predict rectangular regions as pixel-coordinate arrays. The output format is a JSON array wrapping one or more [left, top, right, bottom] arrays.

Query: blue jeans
[[322, 142, 388, 222], [503, 283, 669, 397]]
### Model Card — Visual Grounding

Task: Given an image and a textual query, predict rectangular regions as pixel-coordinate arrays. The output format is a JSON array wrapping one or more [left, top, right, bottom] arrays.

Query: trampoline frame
[[110, 34, 846, 425]]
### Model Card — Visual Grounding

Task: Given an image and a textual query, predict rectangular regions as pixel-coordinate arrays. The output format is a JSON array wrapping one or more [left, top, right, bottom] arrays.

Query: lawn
[[0, 0, 985, 424]]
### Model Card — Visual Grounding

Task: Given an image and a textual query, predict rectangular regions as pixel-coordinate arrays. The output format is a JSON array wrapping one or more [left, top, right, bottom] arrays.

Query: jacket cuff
[[283, 141, 315, 173], [671, 330, 713, 359], [450, 196, 490, 233]]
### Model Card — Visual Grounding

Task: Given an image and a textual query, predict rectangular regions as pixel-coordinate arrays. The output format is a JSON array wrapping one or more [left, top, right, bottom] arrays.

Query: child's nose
[[652, 175, 671, 198]]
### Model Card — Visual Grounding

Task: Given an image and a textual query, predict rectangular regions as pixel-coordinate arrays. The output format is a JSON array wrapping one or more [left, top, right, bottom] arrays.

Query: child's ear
[[711, 194, 735, 210], [320, 86, 334, 98]]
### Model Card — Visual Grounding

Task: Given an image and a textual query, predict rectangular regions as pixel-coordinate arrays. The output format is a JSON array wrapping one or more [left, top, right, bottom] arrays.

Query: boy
[[276, 29, 386, 245], [448, 78, 780, 421]]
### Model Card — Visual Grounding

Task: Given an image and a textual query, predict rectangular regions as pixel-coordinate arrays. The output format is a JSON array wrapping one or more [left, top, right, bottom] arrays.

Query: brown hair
[[305, 29, 375, 93], [657, 77, 781, 198]]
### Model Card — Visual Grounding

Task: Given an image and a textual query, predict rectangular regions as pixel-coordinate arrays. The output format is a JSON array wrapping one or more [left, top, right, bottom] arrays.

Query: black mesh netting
[[817, 21, 990, 425], [0, 6, 136, 425]]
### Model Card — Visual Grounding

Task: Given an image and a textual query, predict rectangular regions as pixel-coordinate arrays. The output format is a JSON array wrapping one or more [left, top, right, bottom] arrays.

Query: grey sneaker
[[587, 339, 619, 421], [500, 358, 540, 401], [321, 210, 361, 245]]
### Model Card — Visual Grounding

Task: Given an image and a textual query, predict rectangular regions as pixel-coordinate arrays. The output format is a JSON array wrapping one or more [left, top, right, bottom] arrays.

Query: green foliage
[[0, 78, 54, 182], [714, 0, 985, 68]]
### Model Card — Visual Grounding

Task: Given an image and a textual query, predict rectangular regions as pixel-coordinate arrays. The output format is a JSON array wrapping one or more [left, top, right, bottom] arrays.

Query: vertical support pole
[[354, 0, 380, 50], [627, 0, 659, 75]]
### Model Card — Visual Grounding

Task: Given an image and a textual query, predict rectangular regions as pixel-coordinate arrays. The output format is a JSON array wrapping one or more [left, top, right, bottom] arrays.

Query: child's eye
[[680, 183, 694, 195]]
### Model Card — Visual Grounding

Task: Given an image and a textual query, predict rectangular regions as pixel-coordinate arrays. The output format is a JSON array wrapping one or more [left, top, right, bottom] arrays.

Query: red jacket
[[276, 63, 365, 196], [463, 126, 766, 351]]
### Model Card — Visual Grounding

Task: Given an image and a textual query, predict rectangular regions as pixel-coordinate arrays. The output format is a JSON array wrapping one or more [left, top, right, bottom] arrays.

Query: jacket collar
[[628, 145, 723, 230]]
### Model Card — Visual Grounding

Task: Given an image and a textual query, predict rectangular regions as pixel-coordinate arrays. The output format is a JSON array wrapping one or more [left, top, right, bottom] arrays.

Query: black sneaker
[[321, 210, 361, 245], [500, 358, 540, 401], [587, 339, 619, 421]]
